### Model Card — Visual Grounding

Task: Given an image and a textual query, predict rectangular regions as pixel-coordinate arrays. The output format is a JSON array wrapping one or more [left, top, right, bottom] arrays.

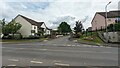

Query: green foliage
[[107, 22, 120, 32], [8, 20, 22, 34], [1, 19, 22, 37], [0, 19, 6, 33], [58, 22, 72, 34], [74, 20, 84, 34]]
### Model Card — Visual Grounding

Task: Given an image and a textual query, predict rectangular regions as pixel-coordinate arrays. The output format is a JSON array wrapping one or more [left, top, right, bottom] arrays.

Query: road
[[2, 36, 118, 66]]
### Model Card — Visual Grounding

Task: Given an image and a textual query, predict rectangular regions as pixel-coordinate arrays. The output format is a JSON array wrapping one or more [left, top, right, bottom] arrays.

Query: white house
[[14, 14, 51, 37]]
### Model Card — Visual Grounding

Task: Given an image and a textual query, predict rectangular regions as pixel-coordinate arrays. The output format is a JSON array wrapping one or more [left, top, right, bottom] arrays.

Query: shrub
[[2, 35, 12, 39], [28, 35, 40, 39], [44, 35, 51, 38], [2, 33, 22, 39], [13, 34, 22, 40]]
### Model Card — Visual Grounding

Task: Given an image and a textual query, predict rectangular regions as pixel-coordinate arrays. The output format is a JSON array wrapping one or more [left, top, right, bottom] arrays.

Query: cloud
[[0, 0, 119, 30]]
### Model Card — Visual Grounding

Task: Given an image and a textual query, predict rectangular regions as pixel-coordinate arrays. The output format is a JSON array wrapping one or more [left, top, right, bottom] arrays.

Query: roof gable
[[17, 14, 44, 26]]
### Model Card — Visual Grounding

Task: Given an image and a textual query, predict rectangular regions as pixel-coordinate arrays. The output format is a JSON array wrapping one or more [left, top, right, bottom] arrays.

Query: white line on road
[[83, 45, 92, 47], [30, 61, 43, 64], [66, 45, 71, 46], [53, 60, 61, 63], [35, 49, 48, 51], [92, 46, 99, 47], [77, 45, 80, 46], [7, 64, 16, 66], [54, 63, 70, 66], [8, 59, 19, 62], [72, 45, 76, 46]]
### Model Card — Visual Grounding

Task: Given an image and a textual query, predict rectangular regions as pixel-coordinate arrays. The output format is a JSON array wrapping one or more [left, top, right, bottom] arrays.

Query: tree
[[9, 20, 22, 34], [7, 20, 22, 38], [0, 19, 10, 36], [1, 19, 22, 37], [58, 22, 71, 35], [74, 20, 84, 34]]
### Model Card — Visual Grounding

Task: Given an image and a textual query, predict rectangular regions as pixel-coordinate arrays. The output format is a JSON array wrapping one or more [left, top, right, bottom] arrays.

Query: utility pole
[[105, 1, 111, 42]]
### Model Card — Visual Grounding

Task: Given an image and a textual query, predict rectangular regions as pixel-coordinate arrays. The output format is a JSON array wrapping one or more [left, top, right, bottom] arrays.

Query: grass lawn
[[1, 38, 48, 43]]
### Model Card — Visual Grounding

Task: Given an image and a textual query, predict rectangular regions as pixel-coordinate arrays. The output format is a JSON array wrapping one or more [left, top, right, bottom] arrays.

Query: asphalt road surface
[[1, 36, 118, 66]]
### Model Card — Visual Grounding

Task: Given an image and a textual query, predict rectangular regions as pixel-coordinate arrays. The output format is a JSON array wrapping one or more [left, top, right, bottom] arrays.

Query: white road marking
[[72, 45, 76, 46], [44, 40, 48, 42], [106, 47, 112, 48], [67, 45, 71, 46], [73, 40, 77, 42], [30, 61, 43, 64], [7, 64, 16, 66], [8, 59, 19, 62], [54, 63, 70, 66], [53, 60, 61, 63], [92, 46, 99, 47], [77, 45, 80, 46], [83, 45, 92, 47], [100, 46, 104, 47]]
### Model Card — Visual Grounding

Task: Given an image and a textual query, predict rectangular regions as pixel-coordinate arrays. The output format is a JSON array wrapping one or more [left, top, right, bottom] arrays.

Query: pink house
[[91, 10, 120, 31]]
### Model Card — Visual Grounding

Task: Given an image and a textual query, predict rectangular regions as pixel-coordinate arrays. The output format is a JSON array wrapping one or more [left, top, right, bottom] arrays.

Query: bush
[[2, 35, 12, 39], [27, 35, 40, 39], [13, 34, 22, 40], [2, 33, 22, 39], [43, 35, 51, 38]]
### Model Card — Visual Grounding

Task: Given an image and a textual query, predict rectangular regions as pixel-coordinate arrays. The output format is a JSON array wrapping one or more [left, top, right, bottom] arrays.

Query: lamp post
[[105, 1, 111, 32], [105, 1, 111, 42]]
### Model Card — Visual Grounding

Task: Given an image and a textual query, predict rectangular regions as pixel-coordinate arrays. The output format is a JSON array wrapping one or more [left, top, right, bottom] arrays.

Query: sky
[[0, 0, 119, 29]]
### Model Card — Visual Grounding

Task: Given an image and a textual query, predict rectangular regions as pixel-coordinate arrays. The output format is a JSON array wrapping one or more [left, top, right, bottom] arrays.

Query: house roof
[[97, 10, 120, 18], [91, 10, 120, 25], [18, 14, 44, 26], [15, 14, 51, 30], [43, 23, 52, 30]]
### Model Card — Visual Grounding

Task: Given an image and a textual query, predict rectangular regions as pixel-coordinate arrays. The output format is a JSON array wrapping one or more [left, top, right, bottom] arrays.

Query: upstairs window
[[115, 17, 120, 23]]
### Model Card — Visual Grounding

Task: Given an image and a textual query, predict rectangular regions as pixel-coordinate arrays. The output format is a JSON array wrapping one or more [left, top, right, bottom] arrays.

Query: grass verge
[[78, 32, 104, 45], [1, 38, 48, 43]]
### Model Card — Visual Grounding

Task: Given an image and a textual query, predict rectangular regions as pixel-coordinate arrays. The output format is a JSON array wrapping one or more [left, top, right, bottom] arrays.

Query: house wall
[[92, 14, 105, 31], [15, 16, 32, 37], [92, 14, 116, 31], [31, 25, 38, 35], [41, 23, 51, 35], [107, 18, 116, 25]]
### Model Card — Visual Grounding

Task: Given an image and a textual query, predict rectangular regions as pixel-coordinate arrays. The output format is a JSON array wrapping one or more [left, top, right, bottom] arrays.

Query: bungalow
[[14, 14, 51, 37], [91, 10, 120, 31]]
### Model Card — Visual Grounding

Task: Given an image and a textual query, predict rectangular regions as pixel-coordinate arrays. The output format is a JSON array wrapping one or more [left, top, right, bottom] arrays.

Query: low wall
[[103, 32, 120, 43]]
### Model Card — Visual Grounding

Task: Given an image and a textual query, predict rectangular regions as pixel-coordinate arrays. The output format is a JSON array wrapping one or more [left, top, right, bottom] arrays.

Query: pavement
[[1, 36, 119, 66]]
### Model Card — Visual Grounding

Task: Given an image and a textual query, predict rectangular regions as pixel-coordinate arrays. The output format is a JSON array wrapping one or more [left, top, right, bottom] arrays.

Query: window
[[34, 26, 36, 29], [115, 17, 120, 23], [31, 30, 35, 33], [108, 19, 111, 21]]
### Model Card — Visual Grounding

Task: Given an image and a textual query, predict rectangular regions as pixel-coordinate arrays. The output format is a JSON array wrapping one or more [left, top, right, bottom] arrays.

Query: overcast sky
[[0, 0, 119, 29]]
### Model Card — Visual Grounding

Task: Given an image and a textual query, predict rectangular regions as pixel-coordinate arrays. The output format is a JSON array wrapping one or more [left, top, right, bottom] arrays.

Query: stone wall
[[103, 32, 120, 43]]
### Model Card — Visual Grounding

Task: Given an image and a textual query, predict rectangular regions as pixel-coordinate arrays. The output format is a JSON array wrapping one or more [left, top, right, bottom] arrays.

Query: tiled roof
[[18, 15, 44, 26]]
